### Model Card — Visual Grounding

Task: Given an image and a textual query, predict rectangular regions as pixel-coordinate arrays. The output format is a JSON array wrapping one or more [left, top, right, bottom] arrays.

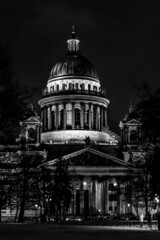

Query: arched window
[[130, 130, 137, 143], [75, 108, 80, 128], [28, 128, 36, 142]]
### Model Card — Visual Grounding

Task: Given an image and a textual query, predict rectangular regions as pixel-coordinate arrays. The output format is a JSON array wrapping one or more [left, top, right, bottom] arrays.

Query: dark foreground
[[0, 223, 160, 240]]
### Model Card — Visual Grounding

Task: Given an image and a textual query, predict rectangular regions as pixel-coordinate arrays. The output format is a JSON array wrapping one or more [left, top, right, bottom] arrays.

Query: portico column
[[116, 179, 120, 214], [105, 180, 109, 213], [91, 176, 97, 214], [80, 103, 84, 129], [89, 103, 92, 129], [63, 103, 67, 129], [72, 103, 75, 129], [47, 105, 52, 130], [100, 180, 109, 214]]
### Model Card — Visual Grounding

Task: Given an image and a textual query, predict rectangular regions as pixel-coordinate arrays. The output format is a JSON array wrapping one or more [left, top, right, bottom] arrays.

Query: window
[[51, 111, 55, 129], [51, 86, 54, 92], [130, 130, 137, 143], [59, 109, 64, 129], [75, 108, 80, 128], [75, 83, 78, 90], [62, 83, 66, 90], [69, 83, 72, 90], [28, 128, 36, 142], [88, 84, 91, 91], [93, 86, 97, 92], [81, 83, 85, 90], [56, 85, 59, 91]]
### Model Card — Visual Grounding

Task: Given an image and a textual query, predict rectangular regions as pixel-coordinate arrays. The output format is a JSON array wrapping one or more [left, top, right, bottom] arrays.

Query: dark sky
[[0, 0, 160, 134]]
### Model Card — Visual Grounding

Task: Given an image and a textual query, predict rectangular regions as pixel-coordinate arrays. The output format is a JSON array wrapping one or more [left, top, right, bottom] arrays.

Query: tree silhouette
[[0, 47, 36, 144]]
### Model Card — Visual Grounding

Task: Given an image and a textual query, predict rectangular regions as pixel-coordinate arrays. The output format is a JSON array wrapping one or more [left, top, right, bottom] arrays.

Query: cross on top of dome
[[67, 26, 80, 52]]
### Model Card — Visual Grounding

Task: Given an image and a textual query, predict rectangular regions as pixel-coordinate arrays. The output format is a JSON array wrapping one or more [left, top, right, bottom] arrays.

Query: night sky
[[0, 0, 160, 134]]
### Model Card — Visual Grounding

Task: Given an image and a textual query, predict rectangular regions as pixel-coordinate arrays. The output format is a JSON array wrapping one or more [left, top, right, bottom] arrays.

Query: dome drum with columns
[[38, 28, 117, 145]]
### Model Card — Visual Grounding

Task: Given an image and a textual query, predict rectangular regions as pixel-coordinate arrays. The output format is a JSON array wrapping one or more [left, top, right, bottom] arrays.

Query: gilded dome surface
[[49, 52, 99, 80]]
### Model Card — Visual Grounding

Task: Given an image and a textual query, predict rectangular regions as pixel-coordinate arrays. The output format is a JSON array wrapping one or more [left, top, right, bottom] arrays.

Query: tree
[[125, 83, 160, 214], [122, 150, 152, 216], [0, 46, 37, 144], [15, 153, 45, 222], [136, 83, 160, 145], [45, 158, 72, 221], [0, 151, 19, 222]]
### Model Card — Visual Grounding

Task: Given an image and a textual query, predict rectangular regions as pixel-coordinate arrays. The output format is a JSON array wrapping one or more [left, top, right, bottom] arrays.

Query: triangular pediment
[[23, 116, 41, 124], [45, 147, 131, 168], [126, 119, 142, 125]]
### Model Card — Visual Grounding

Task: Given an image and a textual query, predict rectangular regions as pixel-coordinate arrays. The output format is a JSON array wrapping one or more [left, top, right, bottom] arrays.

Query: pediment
[[46, 147, 131, 168], [23, 116, 41, 124], [126, 119, 142, 125]]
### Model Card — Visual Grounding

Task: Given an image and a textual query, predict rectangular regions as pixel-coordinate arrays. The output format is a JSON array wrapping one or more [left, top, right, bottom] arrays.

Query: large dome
[[49, 52, 99, 80], [49, 27, 99, 80]]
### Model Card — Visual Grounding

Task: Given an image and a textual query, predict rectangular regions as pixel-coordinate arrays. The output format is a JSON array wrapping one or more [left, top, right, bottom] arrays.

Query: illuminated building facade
[[36, 28, 142, 216]]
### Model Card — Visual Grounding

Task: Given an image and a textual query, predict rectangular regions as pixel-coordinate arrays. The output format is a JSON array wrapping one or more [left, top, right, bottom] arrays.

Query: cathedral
[[21, 27, 143, 217]]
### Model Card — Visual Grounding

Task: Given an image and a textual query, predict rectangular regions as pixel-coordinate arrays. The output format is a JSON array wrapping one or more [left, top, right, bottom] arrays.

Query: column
[[105, 180, 109, 213], [97, 106, 100, 130], [72, 103, 75, 129], [56, 104, 59, 129], [91, 176, 97, 214], [44, 107, 47, 131], [96, 105, 99, 130], [63, 103, 67, 129], [100, 180, 109, 214], [47, 105, 52, 130], [37, 126, 39, 144], [104, 108, 108, 128], [89, 103, 92, 129], [116, 179, 120, 214], [80, 103, 84, 129], [100, 106, 104, 130], [41, 108, 44, 132]]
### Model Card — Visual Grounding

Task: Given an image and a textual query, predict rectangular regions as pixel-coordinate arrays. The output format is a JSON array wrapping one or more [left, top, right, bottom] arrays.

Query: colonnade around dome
[[41, 102, 108, 132]]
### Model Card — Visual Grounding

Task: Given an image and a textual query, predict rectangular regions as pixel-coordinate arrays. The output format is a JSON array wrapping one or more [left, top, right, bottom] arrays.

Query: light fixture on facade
[[83, 181, 87, 186], [113, 182, 117, 187]]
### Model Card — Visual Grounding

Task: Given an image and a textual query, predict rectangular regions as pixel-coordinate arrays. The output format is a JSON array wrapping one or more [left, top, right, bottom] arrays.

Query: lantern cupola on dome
[[67, 25, 80, 52]]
